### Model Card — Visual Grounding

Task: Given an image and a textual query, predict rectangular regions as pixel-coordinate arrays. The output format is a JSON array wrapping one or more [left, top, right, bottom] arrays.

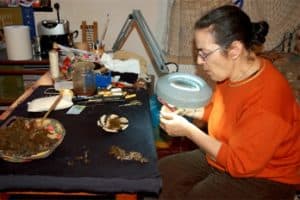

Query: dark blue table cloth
[[0, 86, 161, 195]]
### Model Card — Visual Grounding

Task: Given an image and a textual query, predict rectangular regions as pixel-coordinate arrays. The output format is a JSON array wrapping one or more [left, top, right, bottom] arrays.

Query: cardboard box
[[0, 7, 23, 29]]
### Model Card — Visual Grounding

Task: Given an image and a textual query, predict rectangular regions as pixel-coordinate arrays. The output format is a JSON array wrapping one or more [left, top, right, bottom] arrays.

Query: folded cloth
[[27, 95, 73, 112], [100, 53, 140, 74]]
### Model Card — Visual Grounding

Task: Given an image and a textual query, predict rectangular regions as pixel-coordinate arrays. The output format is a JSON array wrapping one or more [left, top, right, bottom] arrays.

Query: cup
[[95, 72, 111, 88], [72, 62, 96, 96]]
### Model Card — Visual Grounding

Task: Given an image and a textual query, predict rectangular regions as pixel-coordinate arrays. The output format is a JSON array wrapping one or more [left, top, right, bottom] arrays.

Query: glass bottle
[[72, 62, 96, 96]]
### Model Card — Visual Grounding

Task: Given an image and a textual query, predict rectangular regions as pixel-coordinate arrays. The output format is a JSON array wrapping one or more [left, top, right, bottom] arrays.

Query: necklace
[[230, 60, 260, 82], [228, 59, 265, 87]]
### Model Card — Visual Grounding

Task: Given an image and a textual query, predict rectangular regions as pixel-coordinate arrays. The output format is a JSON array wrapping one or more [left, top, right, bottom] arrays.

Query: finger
[[174, 108, 185, 115], [159, 122, 165, 130], [157, 97, 176, 112], [160, 111, 174, 120], [160, 117, 170, 125], [161, 105, 173, 113]]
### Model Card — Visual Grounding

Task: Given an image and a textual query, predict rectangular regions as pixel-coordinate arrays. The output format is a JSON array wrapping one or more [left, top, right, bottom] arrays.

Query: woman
[[159, 5, 300, 200]]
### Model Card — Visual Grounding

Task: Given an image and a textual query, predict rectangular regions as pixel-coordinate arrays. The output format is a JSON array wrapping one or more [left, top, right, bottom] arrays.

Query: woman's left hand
[[160, 111, 192, 137]]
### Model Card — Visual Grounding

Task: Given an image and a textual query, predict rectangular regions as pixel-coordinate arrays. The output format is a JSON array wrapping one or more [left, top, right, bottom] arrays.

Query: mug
[[68, 30, 79, 47]]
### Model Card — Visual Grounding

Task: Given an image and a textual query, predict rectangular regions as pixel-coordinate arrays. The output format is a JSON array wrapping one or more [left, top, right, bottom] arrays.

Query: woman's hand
[[176, 107, 205, 119], [160, 106, 222, 160], [160, 111, 193, 137], [161, 104, 205, 119], [160, 105, 175, 113]]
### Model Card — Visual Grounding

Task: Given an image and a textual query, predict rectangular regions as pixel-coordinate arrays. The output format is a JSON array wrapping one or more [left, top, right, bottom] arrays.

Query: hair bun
[[251, 21, 269, 45]]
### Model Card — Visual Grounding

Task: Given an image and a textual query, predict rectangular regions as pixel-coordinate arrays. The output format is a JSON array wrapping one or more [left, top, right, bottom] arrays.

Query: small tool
[[119, 100, 142, 107], [41, 93, 63, 123]]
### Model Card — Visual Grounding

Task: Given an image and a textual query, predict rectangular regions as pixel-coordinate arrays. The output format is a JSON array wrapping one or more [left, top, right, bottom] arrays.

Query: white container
[[49, 49, 60, 80], [4, 25, 32, 60]]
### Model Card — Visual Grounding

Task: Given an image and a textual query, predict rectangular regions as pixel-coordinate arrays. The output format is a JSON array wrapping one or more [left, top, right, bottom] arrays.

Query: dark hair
[[194, 5, 269, 50]]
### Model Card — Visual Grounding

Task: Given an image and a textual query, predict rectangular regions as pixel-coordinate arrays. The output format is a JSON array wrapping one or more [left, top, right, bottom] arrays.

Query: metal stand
[[112, 10, 168, 74]]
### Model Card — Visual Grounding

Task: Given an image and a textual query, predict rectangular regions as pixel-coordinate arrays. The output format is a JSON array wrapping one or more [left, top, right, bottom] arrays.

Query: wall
[[34, 0, 165, 76]]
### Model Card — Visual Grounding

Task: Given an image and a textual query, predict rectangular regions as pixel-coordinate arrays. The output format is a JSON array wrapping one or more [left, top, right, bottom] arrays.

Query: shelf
[[33, 7, 53, 12], [0, 50, 49, 65], [0, 69, 47, 75]]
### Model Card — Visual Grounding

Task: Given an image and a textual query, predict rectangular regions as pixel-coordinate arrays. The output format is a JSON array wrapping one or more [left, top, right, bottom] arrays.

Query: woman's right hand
[[160, 105, 205, 120], [175, 107, 205, 119], [160, 105, 175, 113], [160, 110, 192, 137]]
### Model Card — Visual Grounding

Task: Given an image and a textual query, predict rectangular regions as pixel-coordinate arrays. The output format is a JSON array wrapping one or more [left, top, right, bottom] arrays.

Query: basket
[[0, 117, 65, 163]]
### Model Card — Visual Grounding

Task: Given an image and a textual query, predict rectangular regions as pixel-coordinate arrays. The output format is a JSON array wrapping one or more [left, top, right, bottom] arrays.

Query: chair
[[80, 21, 98, 51]]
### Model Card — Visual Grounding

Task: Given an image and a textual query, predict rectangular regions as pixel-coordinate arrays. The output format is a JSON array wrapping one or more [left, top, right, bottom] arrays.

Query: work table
[[0, 73, 161, 199]]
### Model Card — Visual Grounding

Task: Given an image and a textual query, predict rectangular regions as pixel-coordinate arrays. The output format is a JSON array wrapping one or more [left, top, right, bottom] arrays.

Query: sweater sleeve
[[202, 102, 213, 122], [216, 109, 291, 177], [202, 89, 216, 122]]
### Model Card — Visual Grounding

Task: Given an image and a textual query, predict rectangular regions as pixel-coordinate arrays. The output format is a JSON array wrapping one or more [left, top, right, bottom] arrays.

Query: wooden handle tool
[[42, 94, 63, 120]]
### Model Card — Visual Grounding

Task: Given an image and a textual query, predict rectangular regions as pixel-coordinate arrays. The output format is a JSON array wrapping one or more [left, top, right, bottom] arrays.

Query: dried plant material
[[118, 100, 142, 107], [97, 114, 128, 133], [0, 117, 65, 162], [74, 150, 90, 164], [66, 147, 90, 167], [109, 145, 148, 164]]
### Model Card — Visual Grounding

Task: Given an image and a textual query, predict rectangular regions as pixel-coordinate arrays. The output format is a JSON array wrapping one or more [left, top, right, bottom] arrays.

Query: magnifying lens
[[156, 72, 212, 109]]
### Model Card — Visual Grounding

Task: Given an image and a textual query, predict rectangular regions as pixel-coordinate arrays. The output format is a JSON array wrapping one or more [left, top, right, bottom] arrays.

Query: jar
[[72, 62, 96, 96]]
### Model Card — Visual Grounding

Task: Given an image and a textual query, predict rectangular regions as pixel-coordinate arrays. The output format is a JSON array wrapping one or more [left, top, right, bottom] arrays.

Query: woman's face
[[194, 28, 233, 82]]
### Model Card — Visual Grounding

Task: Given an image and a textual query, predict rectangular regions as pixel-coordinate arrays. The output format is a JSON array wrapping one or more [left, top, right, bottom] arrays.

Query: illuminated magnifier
[[112, 10, 212, 108], [156, 73, 212, 108]]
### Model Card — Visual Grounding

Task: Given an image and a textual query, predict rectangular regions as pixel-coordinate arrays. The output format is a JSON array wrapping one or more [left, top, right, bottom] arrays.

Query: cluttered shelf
[[0, 49, 49, 66], [0, 49, 49, 106]]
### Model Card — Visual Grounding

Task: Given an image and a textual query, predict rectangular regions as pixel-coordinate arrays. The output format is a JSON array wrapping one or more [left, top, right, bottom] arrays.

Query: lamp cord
[[165, 62, 179, 73]]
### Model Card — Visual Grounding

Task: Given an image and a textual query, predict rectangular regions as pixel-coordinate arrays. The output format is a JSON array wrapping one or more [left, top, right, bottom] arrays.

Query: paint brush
[[100, 13, 110, 43]]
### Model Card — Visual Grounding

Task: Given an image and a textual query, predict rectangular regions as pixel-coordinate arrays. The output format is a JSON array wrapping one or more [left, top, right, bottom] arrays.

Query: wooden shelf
[[0, 50, 50, 107], [0, 50, 49, 65], [33, 7, 53, 12], [0, 69, 47, 75]]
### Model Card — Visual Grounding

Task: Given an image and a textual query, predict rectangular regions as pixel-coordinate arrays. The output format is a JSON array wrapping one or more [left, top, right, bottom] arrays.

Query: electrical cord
[[165, 62, 179, 73]]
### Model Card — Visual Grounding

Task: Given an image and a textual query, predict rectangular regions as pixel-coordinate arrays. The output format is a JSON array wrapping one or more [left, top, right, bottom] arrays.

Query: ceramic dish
[[97, 114, 128, 133]]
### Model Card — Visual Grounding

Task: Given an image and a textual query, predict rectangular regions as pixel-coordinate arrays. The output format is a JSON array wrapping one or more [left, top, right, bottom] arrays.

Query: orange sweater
[[203, 58, 300, 185]]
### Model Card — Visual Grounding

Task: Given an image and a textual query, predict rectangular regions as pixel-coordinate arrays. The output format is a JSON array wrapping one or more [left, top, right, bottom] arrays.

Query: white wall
[[34, 0, 165, 76]]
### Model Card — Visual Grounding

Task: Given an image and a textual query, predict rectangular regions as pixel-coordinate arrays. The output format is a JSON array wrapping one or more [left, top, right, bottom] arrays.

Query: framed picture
[[31, 0, 52, 12], [0, 0, 52, 11], [0, 0, 19, 7]]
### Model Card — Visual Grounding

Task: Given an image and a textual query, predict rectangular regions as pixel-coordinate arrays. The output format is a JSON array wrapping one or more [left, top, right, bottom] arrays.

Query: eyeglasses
[[197, 47, 221, 61]]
